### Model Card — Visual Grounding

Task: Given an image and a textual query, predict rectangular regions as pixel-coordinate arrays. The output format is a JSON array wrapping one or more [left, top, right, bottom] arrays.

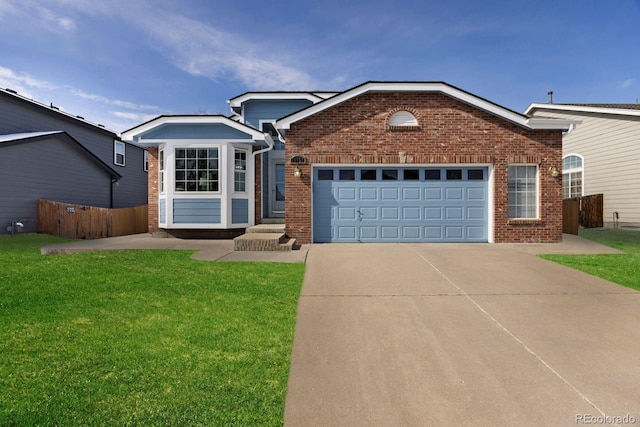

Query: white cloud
[[134, 10, 316, 90], [0, 66, 58, 97], [620, 79, 633, 88], [71, 89, 161, 112], [112, 111, 157, 122]]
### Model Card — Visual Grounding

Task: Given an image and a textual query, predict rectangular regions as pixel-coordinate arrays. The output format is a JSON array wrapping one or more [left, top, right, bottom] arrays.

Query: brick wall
[[284, 92, 563, 244], [146, 146, 159, 233]]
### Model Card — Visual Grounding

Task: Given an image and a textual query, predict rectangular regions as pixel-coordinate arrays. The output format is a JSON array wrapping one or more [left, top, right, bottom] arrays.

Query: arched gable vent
[[388, 110, 418, 127]]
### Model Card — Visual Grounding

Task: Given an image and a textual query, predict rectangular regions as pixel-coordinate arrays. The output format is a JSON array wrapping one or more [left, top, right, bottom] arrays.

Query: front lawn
[[539, 228, 640, 291], [0, 234, 305, 426]]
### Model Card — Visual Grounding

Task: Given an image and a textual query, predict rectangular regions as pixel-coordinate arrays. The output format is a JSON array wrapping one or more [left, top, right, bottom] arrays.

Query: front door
[[270, 159, 285, 215]]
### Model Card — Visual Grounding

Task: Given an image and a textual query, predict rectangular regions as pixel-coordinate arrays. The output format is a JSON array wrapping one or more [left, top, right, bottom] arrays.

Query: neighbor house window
[[114, 141, 125, 166], [508, 165, 538, 219], [144, 150, 148, 172], [175, 148, 219, 192], [234, 149, 247, 192], [159, 150, 165, 193], [562, 155, 583, 199]]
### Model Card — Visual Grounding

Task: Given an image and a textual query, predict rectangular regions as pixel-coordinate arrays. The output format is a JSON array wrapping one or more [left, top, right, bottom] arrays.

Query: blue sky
[[1, 0, 639, 132]]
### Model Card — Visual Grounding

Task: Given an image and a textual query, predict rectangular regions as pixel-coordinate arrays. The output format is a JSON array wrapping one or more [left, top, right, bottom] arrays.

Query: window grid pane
[[175, 147, 219, 192], [234, 150, 246, 192], [508, 165, 537, 219]]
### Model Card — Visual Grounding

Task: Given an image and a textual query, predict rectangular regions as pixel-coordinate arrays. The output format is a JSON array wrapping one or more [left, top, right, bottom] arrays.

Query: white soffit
[[525, 103, 640, 118]]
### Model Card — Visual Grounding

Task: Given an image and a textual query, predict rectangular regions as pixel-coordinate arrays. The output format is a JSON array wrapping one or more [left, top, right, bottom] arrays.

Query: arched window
[[562, 154, 583, 199], [388, 111, 418, 127]]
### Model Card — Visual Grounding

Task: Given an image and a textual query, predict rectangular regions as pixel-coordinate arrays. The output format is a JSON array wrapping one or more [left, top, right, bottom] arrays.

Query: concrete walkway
[[285, 239, 640, 426], [41, 233, 309, 263]]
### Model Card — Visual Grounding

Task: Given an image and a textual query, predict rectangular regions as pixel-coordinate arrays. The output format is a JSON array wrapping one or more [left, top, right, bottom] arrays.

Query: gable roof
[[0, 131, 121, 179], [120, 115, 274, 146], [0, 88, 118, 135], [276, 81, 577, 131], [525, 103, 640, 118], [227, 91, 338, 114]]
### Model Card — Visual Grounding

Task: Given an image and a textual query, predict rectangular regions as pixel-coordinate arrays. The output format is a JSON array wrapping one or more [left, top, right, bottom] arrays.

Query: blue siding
[[159, 199, 166, 223], [231, 199, 249, 224], [243, 100, 313, 129], [173, 198, 221, 224], [141, 123, 252, 140]]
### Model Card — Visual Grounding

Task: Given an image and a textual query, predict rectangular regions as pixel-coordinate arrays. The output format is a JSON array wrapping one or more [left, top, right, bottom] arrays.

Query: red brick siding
[[284, 92, 562, 244], [147, 146, 160, 233]]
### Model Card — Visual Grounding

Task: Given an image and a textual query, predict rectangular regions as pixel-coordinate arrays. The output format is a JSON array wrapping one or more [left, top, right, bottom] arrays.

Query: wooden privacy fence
[[563, 199, 579, 235], [562, 194, 604, 234], [38, 199, 148, 239]]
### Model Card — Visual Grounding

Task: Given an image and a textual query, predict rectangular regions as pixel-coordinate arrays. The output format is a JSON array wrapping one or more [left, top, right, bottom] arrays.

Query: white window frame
[[114, 140, 125, 166], [234, 148, 248, 193], [507, 164, 539, 219], [144, 150, 149, 172], [159, 149, 165, 194], [562, 154, 583, 199]]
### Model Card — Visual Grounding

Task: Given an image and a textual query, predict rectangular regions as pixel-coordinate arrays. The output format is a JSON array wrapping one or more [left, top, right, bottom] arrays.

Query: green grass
[[0, 234, 305, 426], [539, 228, 640, 291]]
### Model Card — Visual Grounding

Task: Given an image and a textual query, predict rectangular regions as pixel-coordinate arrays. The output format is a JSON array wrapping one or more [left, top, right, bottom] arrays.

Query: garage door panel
[[337, 187, 356, 200], [359, 187, 378, 200], [467, 187, 486, 200], [425, 188, 442, 200], [402, 207, 421, 220], [445, 187, 464, 200], [402, 187, 421, 200], [313, 167, 488, 243], [445, 207, 464, 219], [337, 226, 357, 239], [360, 207, 378, 220], [381, 207, 399, 219], [445, 226, 464, 239], [359, 226, 378, 239], [425, 227, 442, 239], [467, 207, 485, 220], [403, 226, 421, 239], [381, 227, 399, 239], [467, 226, 486, 239], [425, 207, 443, 219], [381, 187, 400, 200], [337, 207, 356, 220]]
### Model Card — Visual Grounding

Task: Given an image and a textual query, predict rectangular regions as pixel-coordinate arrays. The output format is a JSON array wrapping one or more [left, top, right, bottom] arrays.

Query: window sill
[[507, 219, 543, 225]]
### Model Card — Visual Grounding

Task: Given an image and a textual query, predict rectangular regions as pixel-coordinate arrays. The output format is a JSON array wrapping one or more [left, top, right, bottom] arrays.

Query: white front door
[[270, 158, 285, 215]]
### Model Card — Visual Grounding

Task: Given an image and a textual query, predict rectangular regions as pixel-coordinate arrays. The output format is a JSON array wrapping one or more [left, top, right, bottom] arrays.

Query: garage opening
[[312, 167, 489, 243]]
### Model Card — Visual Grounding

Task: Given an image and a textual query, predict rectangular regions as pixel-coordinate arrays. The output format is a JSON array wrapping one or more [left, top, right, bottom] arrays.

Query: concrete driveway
[[284, 240, 640, 426]]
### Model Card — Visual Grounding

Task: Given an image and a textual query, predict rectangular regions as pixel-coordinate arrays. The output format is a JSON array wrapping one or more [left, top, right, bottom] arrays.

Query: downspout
[[110, 177, 119, 208], [252, 133, 275, 222]]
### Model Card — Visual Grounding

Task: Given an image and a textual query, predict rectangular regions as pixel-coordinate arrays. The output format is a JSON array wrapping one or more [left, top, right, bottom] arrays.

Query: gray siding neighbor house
[[0, 132, 121, 234], [0, 88, 148, 235]]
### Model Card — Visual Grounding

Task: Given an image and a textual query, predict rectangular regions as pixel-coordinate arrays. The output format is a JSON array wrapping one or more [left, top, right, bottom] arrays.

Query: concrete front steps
[[233, 223, 297, 252]]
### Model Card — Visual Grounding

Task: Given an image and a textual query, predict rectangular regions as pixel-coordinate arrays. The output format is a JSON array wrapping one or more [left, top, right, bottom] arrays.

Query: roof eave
[[276, 81, 538, 130]]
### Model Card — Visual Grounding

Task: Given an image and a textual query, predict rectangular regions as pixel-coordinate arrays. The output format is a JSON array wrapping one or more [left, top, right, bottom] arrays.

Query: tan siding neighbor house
[[526, 103, 640, 228]]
